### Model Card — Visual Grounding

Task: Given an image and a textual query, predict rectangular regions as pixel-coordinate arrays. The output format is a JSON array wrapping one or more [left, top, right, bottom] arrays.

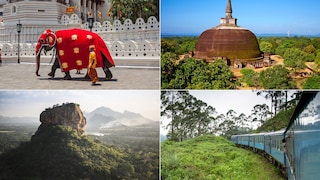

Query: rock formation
[[35, 103, 86, 136]]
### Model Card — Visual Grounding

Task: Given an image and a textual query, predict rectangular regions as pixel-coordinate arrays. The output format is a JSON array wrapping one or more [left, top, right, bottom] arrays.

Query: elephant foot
[[63, 75, 71, 80], [104, 68, 113, 80], [63, 72, 71, 80], [48, 72, 55, 77], [63, 76, 71, 80]]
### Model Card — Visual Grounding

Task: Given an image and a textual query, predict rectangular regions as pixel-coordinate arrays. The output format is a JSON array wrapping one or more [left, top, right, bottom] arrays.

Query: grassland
[[161, 135, 285, 180]]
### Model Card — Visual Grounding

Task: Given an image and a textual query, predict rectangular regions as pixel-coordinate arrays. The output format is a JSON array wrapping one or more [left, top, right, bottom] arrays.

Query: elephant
[[35, 28, 115, 80]]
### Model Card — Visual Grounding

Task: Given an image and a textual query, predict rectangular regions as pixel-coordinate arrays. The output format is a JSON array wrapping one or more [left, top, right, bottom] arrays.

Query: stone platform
[[0, 61, 159, 89]]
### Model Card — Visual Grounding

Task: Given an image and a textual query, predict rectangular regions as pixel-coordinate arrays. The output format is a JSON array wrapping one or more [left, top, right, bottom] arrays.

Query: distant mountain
[[0, 116, 39, 126], [256, 33, 320, 38], [85, 107, 156, 130]]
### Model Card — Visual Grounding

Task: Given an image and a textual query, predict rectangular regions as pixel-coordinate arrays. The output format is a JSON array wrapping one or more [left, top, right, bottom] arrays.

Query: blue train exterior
[[231, 91, 320, 180], [231, 130, 285, 170], [284, 92, 320, 180]]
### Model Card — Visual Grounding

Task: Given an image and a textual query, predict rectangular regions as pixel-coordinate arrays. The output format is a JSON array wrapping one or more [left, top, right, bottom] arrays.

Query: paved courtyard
[[0, 62, 159, 89]]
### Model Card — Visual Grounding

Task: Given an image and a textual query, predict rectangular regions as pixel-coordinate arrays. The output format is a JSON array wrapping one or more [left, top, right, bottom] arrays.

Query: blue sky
[[161, 0, 320, 35], [0, 90, 160, 121]]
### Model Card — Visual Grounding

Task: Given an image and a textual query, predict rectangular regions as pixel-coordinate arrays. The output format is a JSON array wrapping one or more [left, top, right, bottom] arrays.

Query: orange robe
[[88, 51, 98, 83]]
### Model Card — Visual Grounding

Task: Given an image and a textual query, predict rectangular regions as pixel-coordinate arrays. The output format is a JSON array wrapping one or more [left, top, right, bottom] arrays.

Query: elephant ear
[[46, 32, 57, 48]]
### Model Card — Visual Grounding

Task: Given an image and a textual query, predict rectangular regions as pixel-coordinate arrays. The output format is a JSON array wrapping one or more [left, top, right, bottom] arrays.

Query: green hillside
[[161, 135, 284, 180], [255, 106, 295, 133], [0, 125, 134, 179]]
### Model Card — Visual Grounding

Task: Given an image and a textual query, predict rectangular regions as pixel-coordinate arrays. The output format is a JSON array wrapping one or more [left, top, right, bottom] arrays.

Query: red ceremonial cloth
[[55, 28, 114, 72]]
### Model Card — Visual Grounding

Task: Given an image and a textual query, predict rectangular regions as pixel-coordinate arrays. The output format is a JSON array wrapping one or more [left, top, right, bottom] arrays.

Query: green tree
[[189, 59, 237, 89], [240, 68, 259, 88], [161, 39, 176, 54], [283, 48, 307, 70], [160, 91, 183, 141], [303, 45, 316, 54], [303, 74, 320, 89], [260, 41, 273, 53], [171, 58, 208, 89], [109, 0, 159, 22], [256, 91, 290, 117], [161, 52, 178, 89], [251, 104, 272, 127], [161, 91, 217, 141], [315, 50, 320, 68], [259, 65, 296, 89], [275, 38, 294, 56], [311, 38, 320, 49]]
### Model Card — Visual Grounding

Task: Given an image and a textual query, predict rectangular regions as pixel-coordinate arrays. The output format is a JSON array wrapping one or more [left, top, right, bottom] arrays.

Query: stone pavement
[[0, 63, 159, 89]]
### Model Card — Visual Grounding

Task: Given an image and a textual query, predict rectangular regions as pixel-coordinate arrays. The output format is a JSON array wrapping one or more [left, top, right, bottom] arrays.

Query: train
[[231, 91, 320, 180]]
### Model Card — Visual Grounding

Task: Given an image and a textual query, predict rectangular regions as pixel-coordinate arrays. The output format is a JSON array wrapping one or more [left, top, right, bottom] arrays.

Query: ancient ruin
[[194, 0, 263, 67]]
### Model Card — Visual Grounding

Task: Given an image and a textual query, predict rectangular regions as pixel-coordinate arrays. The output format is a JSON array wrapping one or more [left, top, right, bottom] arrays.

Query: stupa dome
[[194, 0, 261, 64]]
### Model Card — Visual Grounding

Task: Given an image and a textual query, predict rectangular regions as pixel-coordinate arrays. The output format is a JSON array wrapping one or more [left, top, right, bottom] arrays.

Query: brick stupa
[[194, 0, 262, 66]]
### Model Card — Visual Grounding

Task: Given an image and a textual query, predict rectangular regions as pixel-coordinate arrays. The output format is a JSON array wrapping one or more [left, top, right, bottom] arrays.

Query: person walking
[[88, 45, 98, 85]]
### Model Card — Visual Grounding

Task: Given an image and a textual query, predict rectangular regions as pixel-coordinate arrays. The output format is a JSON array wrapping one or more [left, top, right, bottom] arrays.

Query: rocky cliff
[[35, 103, 86, 136]]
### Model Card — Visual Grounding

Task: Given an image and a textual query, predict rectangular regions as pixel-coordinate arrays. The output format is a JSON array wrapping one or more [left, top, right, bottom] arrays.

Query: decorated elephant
[[35, 28, 115, 80]]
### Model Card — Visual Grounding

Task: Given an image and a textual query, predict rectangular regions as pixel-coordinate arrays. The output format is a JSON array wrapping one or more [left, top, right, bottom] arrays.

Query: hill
[[255, 106, 296, 133], [161, 135, 284, 180], [0, 125, 132, 179], [0, 103, 158, 179], [85, 106, 155, 130]]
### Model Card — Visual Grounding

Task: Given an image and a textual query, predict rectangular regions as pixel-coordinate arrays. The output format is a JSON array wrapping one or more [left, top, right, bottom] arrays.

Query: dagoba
[[194, 0, 262, 66]]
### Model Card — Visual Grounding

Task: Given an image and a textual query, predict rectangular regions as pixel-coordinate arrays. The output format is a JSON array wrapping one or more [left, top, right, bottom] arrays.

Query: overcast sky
[[0, 90, 160, 122], [161, 0, 320, 35], [161, 90, 297, 134]]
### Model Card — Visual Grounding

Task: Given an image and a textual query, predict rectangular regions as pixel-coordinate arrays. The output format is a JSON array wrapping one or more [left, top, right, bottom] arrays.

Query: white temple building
[[0, 0, 160, 66]]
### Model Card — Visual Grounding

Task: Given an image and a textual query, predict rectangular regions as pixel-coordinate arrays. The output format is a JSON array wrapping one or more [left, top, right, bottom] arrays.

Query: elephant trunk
[[36, 54, 40, 76]]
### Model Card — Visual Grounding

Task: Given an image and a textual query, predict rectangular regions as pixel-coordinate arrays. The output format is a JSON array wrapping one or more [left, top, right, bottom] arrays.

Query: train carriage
[[264, 130, 285, 165], [284, 92, 320, 180], [232, 91, 320, 180]]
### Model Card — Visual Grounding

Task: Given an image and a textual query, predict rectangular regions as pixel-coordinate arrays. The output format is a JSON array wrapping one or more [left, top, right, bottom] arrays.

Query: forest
[[108, 0, 159, 22], [161, 36, 320, 89], [0, 122, 159, 179], [161, 90, 302, 141]]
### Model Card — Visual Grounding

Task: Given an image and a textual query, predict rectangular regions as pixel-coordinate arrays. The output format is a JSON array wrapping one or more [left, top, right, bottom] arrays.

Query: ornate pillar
[[83, 0, 87, 22], [93, 1, 97, 21]]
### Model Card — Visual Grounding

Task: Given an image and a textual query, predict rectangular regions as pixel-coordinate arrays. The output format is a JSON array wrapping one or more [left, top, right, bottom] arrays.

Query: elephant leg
[[48, 58, 60, 78], [63, 71, 71, 80], [101, 53, 113, 80], [104, 67, 113, 80]]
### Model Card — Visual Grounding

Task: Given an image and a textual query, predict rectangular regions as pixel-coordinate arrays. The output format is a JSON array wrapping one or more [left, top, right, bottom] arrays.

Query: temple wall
[[0, 13, 159, 64]]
